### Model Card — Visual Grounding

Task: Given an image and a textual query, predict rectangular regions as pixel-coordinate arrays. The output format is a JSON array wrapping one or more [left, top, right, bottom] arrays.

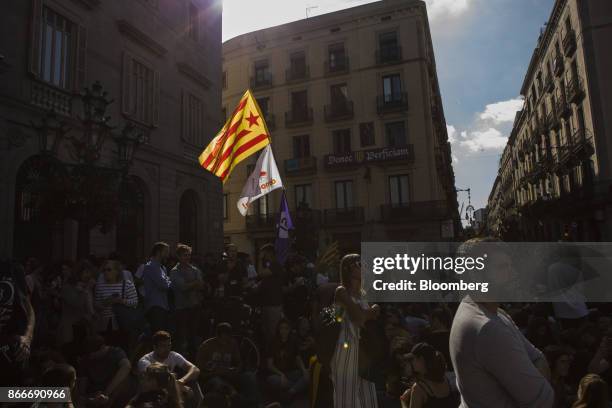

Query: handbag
[[112, 280, 147, 334]]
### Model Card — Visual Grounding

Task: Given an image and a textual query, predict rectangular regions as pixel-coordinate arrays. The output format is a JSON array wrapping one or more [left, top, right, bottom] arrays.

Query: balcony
[[562, 30, 577, 57], [567, 77, 585, 103], [294, 208, 322, 228], [377, 92, 408, 114], [324, 144, 415, 170], [245, 213, 276, 231], [544, 76, 554, 94], [285, 65, 310, 83], [570, 129, 594, 159], [250, 72, 272, 90], [323, 207, 364, 225], [553, 55, 564, 77], [284, 156, 317, 176], [324, 100, 354, 122], [284, 107, 313, 128], [547, 108, 560, 130], [555, 96, 571, 119], [324, 56, 350, 75], [380, 201, 449, 223], [30, 80, 73, 116], [375, 45, 402, 64]]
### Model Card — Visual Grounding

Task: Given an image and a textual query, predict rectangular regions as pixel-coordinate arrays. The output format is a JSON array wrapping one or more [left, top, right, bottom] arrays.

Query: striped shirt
[[94, 280, 138, 329]]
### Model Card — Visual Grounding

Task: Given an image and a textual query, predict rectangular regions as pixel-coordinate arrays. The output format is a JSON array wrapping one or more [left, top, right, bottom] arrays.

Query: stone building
[[487, 0, 612, 242], [221, 0, 459, 256], [0, 0, 224, 266]]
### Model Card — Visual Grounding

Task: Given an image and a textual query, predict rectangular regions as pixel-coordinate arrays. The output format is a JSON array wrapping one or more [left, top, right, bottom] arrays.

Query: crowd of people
[[1, 237, 612, 408]]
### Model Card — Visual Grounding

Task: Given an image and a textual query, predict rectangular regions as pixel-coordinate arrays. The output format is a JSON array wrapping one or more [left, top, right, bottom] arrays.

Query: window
[[122, 53, 160, 126], [254, 60, 270, 84], [385, 121, 406, 147], [293, 135, 310, 158], [188, 3, 199, 41], [389, 175, 409, 206], [181, 91, 205, 146], [221, 107, 227, 123], [360, 122, 375, 147], [222, 71, 227, 89], [39, 7, 75, 89], [223, 194, 228, 220], [333, 129, 351, 154], [379, 32, 399, 62], [290, 51, 307, 76], [295, 184, 312, 209], [256, 194, 269, 216], [328, 43, 346, 71], [565, 16, 572, 33], [330, 83, 348, 106], [291, 90, 308, 115], [335, 180, 353, 209], [383, 74, 402, 102]]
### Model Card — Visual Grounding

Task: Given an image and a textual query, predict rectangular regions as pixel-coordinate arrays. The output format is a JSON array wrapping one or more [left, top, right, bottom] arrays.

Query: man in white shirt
[[138, 331, 200, 384]]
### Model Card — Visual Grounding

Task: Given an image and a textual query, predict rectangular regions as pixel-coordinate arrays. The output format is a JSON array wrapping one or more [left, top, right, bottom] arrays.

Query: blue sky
[[222, 0, 555, 213]]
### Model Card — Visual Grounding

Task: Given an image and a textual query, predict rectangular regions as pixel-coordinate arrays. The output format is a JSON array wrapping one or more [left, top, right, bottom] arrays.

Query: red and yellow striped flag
[[199, 89, 270, 183]]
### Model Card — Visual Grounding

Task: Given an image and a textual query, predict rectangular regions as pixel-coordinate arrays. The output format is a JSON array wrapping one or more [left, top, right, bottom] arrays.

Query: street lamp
[[114, 122, 144, 171], [31, 110, 71, 156], [71, 80, 114, 163]]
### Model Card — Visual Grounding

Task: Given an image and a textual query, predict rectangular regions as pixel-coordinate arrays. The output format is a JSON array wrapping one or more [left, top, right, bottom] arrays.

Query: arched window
[[179, 190, 199, 251]]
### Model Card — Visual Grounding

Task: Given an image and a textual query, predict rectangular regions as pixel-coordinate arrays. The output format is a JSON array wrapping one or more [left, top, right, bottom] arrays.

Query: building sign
[[324, 145, 414, 169]]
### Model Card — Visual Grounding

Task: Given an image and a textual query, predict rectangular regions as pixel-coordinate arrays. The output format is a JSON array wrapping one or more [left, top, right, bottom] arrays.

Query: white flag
[[237, 145, 283, 216]]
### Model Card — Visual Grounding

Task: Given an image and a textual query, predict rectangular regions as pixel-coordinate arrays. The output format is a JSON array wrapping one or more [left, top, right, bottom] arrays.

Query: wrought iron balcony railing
[[377, 92, 408, 114], [324, 100, 354, 122]]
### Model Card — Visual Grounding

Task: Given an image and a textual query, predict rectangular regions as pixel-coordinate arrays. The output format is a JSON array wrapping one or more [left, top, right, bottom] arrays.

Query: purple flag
[[275, 191, 294, 265]]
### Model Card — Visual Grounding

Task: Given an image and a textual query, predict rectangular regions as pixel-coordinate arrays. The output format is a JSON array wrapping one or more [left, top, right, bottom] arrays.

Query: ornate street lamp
[[114, 123, 144, 171], [71, 80, 114, 163], [31, 110, 71, 156]]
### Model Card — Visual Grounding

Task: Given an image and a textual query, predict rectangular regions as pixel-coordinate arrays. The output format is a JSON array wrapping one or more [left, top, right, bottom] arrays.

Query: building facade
[[221, 0, 459, 256], [488, 0, 612, 241], [0, 0, 224, 266]]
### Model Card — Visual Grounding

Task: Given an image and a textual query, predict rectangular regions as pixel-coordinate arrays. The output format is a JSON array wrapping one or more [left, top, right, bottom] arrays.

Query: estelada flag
[[198, 89, 270, 183]]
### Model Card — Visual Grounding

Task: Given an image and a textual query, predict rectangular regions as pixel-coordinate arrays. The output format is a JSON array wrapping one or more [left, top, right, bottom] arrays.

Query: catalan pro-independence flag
[[198, 89, 270, 183]]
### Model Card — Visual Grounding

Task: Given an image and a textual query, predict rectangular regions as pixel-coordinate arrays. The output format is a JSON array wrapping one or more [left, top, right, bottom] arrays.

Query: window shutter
[[152, 70, 160, 126], [121, 52, 133, 116], [29, 0, 43, 77], [75, 25, 88, 91]]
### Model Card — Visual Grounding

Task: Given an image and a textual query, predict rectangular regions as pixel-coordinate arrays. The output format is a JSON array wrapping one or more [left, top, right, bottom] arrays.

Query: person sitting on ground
[[572, 373, 609, 408], [195, 322, 260, 408], [138, 331, 200, 384], [127, 362, 183, 408], [77, 334, 133, 407], [35, 363, 78, 408], [266, 319, 309, 403], [400, 343, 459, 408]]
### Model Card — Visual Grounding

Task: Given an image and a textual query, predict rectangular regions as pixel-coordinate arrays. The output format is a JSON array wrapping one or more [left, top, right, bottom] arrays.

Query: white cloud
[[424, 0, 473, 20], [447, 125, 457, 143], [479, 98, 524, 124], [460, 128, 507, 152]]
